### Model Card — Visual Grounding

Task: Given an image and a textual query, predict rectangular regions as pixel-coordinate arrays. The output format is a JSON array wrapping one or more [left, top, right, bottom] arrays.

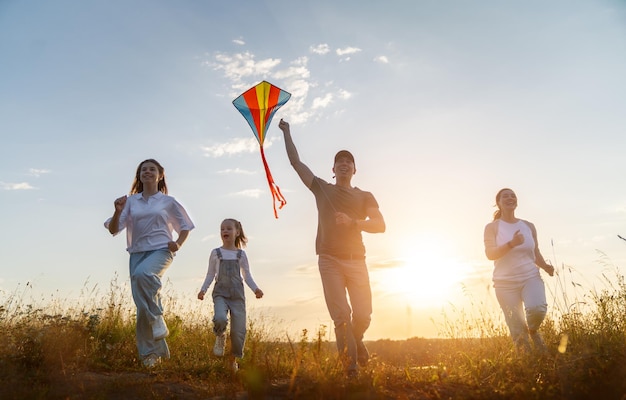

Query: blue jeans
[[213, 296, 247, 358], [318, 255, 372, 371], [129, 249, 173, 360], [495, 275, 548, 349]]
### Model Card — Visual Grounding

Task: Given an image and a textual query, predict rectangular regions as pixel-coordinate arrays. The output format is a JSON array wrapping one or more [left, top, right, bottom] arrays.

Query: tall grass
[[1, 261, 626, 399]]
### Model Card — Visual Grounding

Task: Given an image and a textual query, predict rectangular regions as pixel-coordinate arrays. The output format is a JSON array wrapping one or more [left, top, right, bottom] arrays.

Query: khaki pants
[[318, 254, 372, 371]]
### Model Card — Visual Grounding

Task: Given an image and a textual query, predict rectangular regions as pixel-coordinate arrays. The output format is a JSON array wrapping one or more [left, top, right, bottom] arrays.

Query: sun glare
[[376, 236, 471, 306]]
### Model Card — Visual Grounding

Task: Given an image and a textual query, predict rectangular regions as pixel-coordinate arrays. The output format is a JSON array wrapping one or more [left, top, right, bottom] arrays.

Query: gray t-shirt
[[310, 177, 379, 257]]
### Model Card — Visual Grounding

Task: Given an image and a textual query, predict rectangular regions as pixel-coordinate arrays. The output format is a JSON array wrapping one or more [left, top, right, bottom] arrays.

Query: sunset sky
[[2, 0, 626, 340]]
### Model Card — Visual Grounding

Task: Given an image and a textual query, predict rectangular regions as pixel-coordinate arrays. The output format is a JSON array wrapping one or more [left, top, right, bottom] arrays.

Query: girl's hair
[[223, 218, 248, 249], [492, 187, 513, 221], [130, 159, 168, 195]]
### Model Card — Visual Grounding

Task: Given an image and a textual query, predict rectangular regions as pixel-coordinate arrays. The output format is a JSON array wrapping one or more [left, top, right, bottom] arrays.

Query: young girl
[[197, 218, 263, 371]]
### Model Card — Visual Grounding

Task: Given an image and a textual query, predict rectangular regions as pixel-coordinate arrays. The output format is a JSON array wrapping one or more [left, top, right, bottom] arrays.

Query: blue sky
[[1, 0, 626, 340]]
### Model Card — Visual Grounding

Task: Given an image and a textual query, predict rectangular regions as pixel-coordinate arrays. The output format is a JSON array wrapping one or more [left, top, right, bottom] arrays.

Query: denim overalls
[[212, 248, 247, 358]]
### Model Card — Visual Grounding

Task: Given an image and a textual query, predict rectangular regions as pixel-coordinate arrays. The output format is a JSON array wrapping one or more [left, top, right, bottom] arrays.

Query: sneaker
[[356, 340, 369, 367], [213, 334, 225, 357], [152, 315, 169, 340], [143, 354, 161, 368]]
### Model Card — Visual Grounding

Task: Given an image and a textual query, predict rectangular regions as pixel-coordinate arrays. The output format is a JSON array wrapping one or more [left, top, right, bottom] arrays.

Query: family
[[104, 119, 553, 376]]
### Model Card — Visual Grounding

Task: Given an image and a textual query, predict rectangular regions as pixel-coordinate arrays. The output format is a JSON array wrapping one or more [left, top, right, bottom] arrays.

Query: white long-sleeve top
[[104, 192, 195, 253], [199, 248, 260, 294]]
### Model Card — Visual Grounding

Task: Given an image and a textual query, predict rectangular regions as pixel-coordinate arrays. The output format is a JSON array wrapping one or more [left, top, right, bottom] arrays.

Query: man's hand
[[335, 212, 354, 227], [278, 119, 290, 133]]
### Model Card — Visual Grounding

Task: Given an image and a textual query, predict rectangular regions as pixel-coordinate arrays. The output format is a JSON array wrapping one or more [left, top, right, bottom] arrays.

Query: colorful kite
[[233, 81, 291, 218]]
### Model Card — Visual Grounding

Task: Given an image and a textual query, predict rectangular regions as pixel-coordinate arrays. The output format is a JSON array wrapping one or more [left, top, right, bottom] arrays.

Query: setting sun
[[373, 235, 472, 306]]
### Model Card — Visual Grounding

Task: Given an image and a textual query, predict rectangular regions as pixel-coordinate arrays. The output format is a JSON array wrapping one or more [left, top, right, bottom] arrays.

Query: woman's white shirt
[[104, 192, 194, 253], [493, 219, 539, 283]]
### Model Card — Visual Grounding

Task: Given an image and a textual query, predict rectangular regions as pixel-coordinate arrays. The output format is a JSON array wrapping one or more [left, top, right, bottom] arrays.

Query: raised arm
[[106, 195, 127, 235], [278, 119, 314, 188]]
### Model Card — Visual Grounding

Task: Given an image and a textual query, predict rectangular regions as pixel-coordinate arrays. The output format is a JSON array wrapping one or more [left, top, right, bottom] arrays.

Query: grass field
[[1, 263, 625, 399]]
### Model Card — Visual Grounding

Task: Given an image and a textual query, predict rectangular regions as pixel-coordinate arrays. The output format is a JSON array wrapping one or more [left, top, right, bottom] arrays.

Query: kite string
[[259, 145, 286, 218]]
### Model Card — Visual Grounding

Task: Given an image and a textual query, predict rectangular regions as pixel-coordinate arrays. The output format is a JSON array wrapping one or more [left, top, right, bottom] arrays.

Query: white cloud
[[310, 44, 330, 55], [288, 110, 313, 125], [374, 55, 389, 64], [28, 168, 51, 177], [292, 262, 319, 276], [202, 137, 278, 158], [216, 168, 256, 175], [274, 64, 311, 81], [336, 46, 361, 56], [281, 74, 312, 97], [338, 89, 352, 100], [208, 52, 282, 84], [232, 39, 245, 46], [201, 234, 218, 242], [202, 137, 258, 157], [230, 189, 263, 198], [312, 93, 333, 109], [1, 181, 35, 190], [208, 48, 356, 126]]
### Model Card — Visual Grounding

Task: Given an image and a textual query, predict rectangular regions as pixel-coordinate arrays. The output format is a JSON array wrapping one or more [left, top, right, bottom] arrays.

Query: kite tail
[[259, 146, 287, 218]]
